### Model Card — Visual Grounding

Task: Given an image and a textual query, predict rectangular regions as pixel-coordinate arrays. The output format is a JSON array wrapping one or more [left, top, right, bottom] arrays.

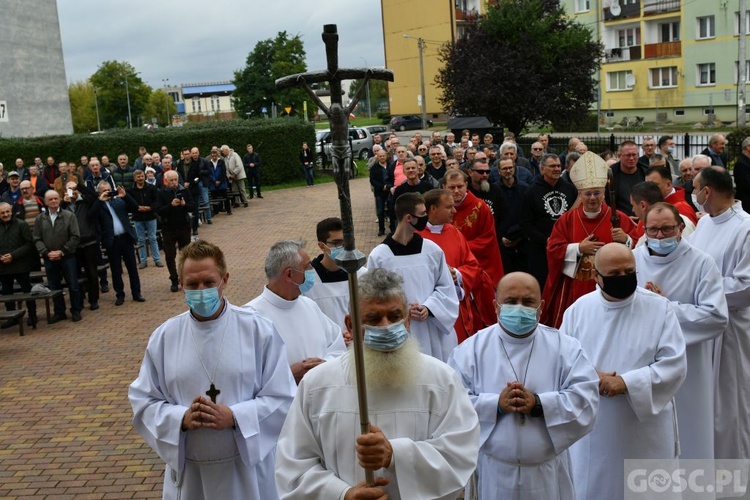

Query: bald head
[[496, 272, 542, 308], [594, 243, 635, 275]]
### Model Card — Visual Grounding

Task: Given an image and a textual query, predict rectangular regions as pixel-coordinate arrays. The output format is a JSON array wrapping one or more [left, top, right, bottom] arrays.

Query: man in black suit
[[369, 149, 394, 236], [735, 137, 750, 214], [88, 181, 145, 306]]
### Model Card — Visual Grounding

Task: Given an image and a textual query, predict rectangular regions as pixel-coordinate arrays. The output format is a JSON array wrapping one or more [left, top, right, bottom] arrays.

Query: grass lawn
[[264, 159, 368, 191]]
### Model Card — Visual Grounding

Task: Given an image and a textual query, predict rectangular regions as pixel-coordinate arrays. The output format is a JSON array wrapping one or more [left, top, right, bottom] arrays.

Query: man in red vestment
[[644, 164, 697, 225], [541, 152, 639, 328], [443, 170, 503, 328], [418, 189, 490, 342]]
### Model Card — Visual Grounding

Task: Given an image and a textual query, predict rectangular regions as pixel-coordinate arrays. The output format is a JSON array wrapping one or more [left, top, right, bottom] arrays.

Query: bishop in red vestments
[[542, 153, 639, 328]]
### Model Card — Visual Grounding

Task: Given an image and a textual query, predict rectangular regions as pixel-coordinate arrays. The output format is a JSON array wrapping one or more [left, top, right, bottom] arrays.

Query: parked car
[[390, 115, 433, 131], [315, 127, 374, 167], [364, 124, 389, 137]]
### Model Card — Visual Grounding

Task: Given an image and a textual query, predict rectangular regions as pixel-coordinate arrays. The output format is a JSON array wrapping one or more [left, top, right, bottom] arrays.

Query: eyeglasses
[[474, 158, 488, 163], [472, 169, 490, 175], [645, 224, 680, 237], [325, 239, 344, 249], [544, 163, 562, 169], [532, 147, 543, 151]]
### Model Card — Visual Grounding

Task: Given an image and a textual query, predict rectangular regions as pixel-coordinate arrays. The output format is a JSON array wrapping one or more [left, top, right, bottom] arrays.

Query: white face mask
[[692, 191, 705, 213]]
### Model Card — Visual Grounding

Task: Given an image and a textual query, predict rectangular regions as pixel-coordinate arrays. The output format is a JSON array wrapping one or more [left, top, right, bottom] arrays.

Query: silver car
[[315, 127, 374, 167]]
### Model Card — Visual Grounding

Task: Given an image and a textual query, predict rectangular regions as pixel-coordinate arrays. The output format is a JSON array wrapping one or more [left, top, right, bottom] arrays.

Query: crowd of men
[[0, 143, 263, 325], [124, 127, 749, 500]]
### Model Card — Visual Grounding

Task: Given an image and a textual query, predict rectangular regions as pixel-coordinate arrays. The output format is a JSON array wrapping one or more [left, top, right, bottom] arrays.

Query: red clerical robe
[[419, 224, 485, 343], [665, 189, 698, 225], [541, 203, 639, 328], [452, 191, 504, 328]]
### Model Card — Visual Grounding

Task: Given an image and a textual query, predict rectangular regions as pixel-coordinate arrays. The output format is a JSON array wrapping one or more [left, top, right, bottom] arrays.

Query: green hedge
[[0, 118, 316, 186]]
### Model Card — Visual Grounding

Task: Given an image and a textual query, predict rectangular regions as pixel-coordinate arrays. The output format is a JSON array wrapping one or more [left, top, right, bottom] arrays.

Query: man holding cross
[[129, 240, 296, 499]]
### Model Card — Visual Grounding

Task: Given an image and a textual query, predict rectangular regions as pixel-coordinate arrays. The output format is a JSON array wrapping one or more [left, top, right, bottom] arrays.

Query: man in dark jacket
[[191, 147, 214, 224], [62, 180, 101, 311], [128, 170, 163, 269], [111, 154, 135, 189], [369, 149, 394, 236], [33, 190, 82, 323], [0, 202, 38, 328], [520, 153, 578, 289], [88, 182, 144, 306], [243, 144, 263, 198], [156, 171, 195, 292], [176, 148, 203, 235], [207, 146, 231, 216]]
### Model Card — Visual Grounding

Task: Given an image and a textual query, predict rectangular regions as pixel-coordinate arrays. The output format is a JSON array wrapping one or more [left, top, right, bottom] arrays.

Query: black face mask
[[597, 271, 637, 299], [409, 213, 429, 231]]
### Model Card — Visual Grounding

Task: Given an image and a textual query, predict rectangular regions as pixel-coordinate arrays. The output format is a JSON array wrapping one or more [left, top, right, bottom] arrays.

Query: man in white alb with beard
[[275, 268, 479, 500]]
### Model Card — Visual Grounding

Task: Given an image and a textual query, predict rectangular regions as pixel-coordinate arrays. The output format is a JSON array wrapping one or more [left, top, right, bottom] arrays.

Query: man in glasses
[[528, 141, 544, 178], [609, 140, 647, 216], [425, 146, 446, 182], [467, 152, 506, 253], [629, 181, 695, 247], [541, 153, 638, 328]]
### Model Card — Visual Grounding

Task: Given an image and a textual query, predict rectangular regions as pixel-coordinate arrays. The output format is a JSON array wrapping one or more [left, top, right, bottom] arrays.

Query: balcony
[[604, 45, 642, 62], [604, 0, 641, 22], [644, 41, 681, 58], [455, 8, 479, 21], [643, 0, 680, 16]]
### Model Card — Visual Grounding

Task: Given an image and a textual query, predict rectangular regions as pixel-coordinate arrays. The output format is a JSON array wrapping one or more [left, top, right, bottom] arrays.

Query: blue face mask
[[647, 236, 679, 255], [185, 287, 223, 318], [328, 245, 344, 261], [364, 319, 409, 352], [498, 304, 539, 336], [297, 269, 316, 293]]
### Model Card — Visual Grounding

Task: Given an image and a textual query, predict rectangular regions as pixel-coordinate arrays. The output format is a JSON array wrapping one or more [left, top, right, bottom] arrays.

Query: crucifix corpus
[[276, 24, 394, 486]]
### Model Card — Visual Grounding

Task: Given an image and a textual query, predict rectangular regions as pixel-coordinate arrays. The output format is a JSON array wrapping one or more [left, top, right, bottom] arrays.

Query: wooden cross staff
[[276, 24, 394, 486]]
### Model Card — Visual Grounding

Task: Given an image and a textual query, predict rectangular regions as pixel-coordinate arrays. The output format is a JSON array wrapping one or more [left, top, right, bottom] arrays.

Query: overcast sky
[[57, 0, 385, 89]]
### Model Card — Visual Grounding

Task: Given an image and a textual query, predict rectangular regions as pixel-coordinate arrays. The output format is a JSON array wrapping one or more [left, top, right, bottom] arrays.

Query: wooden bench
[[0, 309, 27, 336], [0, 290, 63, 323]]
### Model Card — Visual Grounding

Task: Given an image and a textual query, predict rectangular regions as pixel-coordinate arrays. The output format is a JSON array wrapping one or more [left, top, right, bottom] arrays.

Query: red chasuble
[[541, 203, 638, 328], [452, 191, 504, 328], [419, 224, 485, 343], [665, 190, 698, 225]]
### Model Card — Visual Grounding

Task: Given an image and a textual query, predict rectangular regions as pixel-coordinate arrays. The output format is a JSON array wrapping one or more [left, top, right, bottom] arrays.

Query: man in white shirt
[[275, 268, 479, 500], [246, 240, 346, 383]]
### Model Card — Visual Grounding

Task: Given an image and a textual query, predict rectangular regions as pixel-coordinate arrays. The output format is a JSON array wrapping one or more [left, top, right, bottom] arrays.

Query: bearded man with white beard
[[467, 151, 507, 251], [275, 268, 480, 500]]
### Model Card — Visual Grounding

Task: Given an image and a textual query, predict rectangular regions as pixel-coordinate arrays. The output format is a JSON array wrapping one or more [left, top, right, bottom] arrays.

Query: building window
[[607, 70, 634, 91], [696, 16, 715, 39], [617, 28, 640, 47], [210, 95, 220, 112], [697, 63, 716, 86], [660, 21, 680, 42], [191, 97, 201, 113], [605, 111, 615, 117], [736, 61, 750, 84], [674, 109, 685, 116], [703, 108, 715, 116], [229, 98, 235, 111], [575, 0, 590, 12], [650, 67, 679, 88], [735, 11, 750, 35]]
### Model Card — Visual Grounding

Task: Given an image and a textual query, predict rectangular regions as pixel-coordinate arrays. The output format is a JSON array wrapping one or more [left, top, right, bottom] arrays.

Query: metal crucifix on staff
[[275, 24, 394, 486]]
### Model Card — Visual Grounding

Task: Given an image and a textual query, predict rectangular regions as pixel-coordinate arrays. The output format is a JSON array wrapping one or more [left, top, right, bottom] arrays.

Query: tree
[[143, 89, 178, 128], [348, 79, 389, 115], [89, 61, 152, 129], [435, 0, 601, 135], [233, 32, 317, 119], [68, 80, 99, 133]]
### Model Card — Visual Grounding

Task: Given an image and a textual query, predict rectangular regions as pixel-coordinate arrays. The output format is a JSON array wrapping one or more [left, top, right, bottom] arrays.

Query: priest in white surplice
[[634, 202, 728, 459], [275, 268, 479, 499], [246, 240, 346, 384], [689, 166, 750, 459], [366, 192, 459, 361], [448, 272, 599, 500], [129, 241, 296, 500], [560, 243, 687, 500]]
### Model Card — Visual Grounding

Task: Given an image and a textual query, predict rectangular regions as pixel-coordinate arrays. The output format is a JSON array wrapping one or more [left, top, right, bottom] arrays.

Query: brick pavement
[[0, 177, 386, 499]]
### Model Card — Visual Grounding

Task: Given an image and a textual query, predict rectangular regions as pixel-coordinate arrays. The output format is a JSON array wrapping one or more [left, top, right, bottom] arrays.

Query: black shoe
[[170, 283, 179, 293], [48, 314, 68, 325], [27, 315, 38, 328], [100, 284, 109, 293], [1, 318, 19, 329], [232, 204, 240, 208], [378, 230, 385, 236], [133, 295, 146, 302], [192, 230, 199, 236], [227, 211, 233, 215], [72, 313, 82, 322], [243, 203, 248, 207], [257, 195, 263, 199], [115, 297, 125, 306], [206, 220, 213, 225], [90, 303, 100, 311]]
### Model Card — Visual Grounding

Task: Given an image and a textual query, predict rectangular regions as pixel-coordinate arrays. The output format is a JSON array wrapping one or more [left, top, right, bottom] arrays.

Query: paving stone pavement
[[0, 178, 387, 499]]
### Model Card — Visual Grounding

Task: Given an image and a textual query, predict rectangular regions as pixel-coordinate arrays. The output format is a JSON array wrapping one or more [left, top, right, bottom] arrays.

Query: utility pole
[[740, 0, 747, 126], [124, 77, 132, 128], [418, 37, 427, 129], [93, 86, 101, 132], [162, 78, 171, 127]]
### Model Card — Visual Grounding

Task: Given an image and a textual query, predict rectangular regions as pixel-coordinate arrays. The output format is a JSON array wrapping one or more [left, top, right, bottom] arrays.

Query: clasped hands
[[598, 371, 627, 397], [498, 381, 535, 415], [181, 395, 234, 431]]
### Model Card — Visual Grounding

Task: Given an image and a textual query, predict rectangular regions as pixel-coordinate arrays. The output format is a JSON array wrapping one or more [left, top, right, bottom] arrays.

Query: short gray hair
[[96, 180, 111, 192], [648, 153, 665, 166], [499, 142, 517, 155], [742, 137, 750, 150], [220, 144, 230, 151], [692, 154, 711, 169], [359, 268, 407, 306], [265, 240, 305, 280]]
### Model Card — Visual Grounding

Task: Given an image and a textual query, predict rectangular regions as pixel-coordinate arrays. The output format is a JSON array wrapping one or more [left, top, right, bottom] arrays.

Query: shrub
[[0, 118, 316, 186]]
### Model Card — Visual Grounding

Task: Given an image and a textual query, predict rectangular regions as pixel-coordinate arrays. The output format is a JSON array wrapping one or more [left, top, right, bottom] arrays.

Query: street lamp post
[[403, 34, 428, 129], [93, 86, 101, 132], [162, 78, 171, 127], [358, 56, 372, 118], [124, 77, 132, 128]]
